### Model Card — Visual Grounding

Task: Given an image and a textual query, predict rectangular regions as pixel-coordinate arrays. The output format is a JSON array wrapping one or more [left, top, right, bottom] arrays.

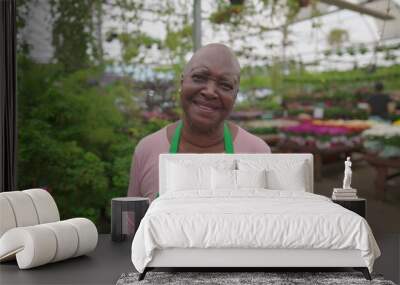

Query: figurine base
[[333, 188, 357, 192], [332, 188, 358, 200]]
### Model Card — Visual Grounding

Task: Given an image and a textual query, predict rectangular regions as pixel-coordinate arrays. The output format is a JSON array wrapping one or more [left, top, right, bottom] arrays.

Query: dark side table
[[332, 198, 366, 218], [111, 197, 149, 242]]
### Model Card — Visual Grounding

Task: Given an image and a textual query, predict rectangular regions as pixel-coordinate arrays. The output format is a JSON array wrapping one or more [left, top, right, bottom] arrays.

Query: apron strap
[[169, 120, 183, 153], [169, 121, 234, 154], [224, 122, 234, 154]]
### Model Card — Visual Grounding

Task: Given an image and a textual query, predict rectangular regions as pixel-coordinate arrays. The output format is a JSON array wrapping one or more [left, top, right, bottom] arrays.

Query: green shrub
[[17, 57, 156, 232]]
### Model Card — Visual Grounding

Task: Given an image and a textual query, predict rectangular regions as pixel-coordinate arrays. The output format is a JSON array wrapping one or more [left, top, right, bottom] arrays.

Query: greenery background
[[16, 0, 400, 232]]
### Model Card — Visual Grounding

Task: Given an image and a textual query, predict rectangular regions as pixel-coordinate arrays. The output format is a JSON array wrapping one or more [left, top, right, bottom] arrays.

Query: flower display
[[242, 119, 299, 135], [362, 124, 400, 137], [280, 120, 368, 150], [312, 120, 371, 132], [362, 124, 400, 158]]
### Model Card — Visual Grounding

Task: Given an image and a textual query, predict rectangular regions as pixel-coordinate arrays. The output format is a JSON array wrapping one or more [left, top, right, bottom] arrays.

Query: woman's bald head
[[183, 43, 240, 81]]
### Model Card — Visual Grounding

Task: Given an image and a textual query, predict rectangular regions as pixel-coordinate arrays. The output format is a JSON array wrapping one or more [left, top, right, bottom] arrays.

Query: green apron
[[157, 121, 234, 198], [169, 120, 234, 154]]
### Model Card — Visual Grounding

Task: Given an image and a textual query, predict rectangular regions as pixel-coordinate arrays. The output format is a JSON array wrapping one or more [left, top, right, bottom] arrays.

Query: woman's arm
[[127, 150, 143, 197]]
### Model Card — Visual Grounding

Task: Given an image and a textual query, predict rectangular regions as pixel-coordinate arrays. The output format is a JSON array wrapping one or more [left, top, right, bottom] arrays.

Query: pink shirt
[[127, 123, 271, 201]]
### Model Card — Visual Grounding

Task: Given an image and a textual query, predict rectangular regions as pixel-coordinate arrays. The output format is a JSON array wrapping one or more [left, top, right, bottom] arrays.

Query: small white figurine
[[342, 157, 352, 189]]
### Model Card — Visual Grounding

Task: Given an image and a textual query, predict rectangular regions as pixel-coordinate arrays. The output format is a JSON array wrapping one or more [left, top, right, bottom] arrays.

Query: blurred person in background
[[367, 82, 395, 121]]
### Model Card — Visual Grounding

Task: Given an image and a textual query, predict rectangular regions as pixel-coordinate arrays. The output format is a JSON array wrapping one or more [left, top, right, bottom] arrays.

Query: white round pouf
[[65, 218, 98, 257], [42, 221, 79, 262], [1, 191, 39, 227], [23, 189, 60, 223], [0, 195, 17, 237], [0, 190, 98, 269], [0, 226, 57, 269]]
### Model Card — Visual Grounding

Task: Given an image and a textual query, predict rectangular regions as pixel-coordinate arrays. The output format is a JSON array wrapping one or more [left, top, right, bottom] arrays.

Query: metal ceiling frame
[[295, 0, 395, 23], [320, 0, 394, 20]]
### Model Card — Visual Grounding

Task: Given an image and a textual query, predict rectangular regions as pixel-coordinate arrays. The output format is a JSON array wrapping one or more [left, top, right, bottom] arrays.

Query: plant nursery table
[[364, 154, 400, 199], [257, 134, 281, 149], [278, 140, 361, 180]]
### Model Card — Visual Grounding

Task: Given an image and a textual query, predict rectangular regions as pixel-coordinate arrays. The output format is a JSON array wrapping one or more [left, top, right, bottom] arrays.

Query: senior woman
[[127, 43, 271, 201]]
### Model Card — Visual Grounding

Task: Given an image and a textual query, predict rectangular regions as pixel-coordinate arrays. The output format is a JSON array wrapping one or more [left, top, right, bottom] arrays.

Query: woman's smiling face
[[180, 45, 240, 132]]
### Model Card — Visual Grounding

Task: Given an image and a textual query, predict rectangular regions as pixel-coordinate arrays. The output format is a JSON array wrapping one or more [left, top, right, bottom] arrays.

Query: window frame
[[0, 0, 17, 192]]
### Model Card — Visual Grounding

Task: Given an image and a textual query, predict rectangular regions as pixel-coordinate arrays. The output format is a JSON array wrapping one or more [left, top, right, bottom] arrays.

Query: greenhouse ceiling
[[20, 0, 400, 72]]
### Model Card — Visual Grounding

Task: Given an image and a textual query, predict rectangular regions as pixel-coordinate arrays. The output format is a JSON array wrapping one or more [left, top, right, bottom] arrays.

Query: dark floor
[[0, 235, 134, 285], [373, 233, 400, 284], [1, 234, 399, 285]]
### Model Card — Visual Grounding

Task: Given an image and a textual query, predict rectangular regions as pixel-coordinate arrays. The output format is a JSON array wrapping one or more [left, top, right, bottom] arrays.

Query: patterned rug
[[116, 271, 396, 285]]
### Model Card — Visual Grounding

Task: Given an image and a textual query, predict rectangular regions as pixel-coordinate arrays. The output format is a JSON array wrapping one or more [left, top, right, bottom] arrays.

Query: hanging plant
[[298, 0, 310, 7], [210, 3, 245, 24], [384, 52, 396, 61], [358, 44, 368, 55], [117, 33, 161, 62], [327, 28, 349, 49], [346, 46, 355, 56], [286, 0, 301, 21], [336, 48, 343, 57], [374, 45, 385, 52]]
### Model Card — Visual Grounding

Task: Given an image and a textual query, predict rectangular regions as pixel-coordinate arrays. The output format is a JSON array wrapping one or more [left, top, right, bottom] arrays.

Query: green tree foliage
[[16, 56, 153, 231], [51, 0, 102, 72], [17, 0, 181, 232]]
